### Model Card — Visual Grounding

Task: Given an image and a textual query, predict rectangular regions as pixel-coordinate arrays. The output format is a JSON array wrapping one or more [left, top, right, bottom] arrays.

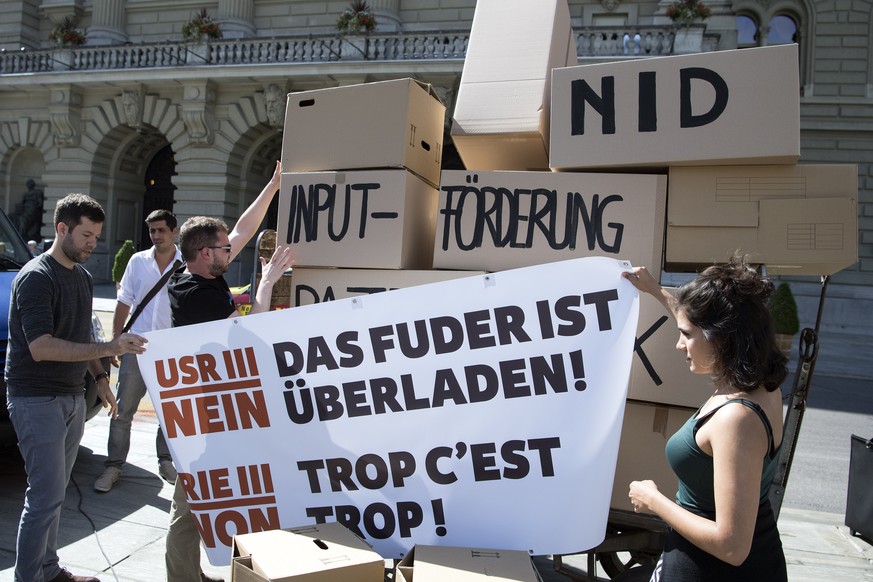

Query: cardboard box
[[665, 197, 858, 275], [395, 545, 541, 582], [281, 79, 445, 188], [550, 45, 800, 170], [277, 170, 438, 269], [432, 170, 667, 276], [291, 267, 485, 306], [450, 0, 576, 171], [758, 196, 858, 275], [611, 401, 695, 514], [668, 164, 859, 227], [231, 522, 384, 582], [664, 225, 759, 271], [628, 288, 713, 408]]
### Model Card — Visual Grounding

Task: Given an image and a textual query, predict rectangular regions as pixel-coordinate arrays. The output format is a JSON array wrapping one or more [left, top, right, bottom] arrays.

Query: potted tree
[[666, 0, 710, 54], [113, 240, 136, 291], [182, 8, 223, 43], [49, 16, 87, 47], [182, 9, 222, 63], [49, 15, 86, 69], [336, 0, 377, 60], [769, 281, 800, 358]]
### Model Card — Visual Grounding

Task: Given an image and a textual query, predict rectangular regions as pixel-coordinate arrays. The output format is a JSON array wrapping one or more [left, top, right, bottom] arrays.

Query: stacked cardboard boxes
[[269, 0, 859, 560], [548, 42, 857, 276], [547, 51, 857, 359], [545, 41, 856, 513], [277, 78, 481, 305], [664, 164, 858, 275], [444, 1, 858, 518], [443, 0, 692, 514]]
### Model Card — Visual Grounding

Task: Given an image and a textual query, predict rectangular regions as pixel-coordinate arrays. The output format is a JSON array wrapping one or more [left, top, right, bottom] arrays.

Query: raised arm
[[622, 266, 679, 319], [228, 160, 281, 261]]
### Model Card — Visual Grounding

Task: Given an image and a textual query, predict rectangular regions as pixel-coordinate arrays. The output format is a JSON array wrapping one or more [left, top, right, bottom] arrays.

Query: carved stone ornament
[[181, 82, 216, 145], [601, 0, 621, 11], [49, 87, 82, 147], [264, 84, 285, 127], [121, 88, 143, 128]]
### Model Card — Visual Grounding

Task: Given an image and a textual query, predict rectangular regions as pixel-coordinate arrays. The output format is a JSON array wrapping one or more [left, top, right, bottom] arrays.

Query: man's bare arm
[[228, 161, 282, 261], [29, 332, 147, 362]]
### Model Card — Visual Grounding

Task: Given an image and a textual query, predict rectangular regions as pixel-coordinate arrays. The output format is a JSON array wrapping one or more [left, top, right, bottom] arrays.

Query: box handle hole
[[298, 99, 315, 108], [420, 140, 431, 152], [313, 538, 329, 550]]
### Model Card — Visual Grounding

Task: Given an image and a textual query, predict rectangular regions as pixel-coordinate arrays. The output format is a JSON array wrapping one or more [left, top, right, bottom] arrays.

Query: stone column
[[369, 0, 400, 31], [88, 0, 128, 45], [702, 0, 739, 51], [218, 0, 255, 39], [42, 1, 84, 28]]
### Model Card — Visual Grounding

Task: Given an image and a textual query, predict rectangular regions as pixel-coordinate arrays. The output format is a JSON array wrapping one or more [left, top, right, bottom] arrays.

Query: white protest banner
[[139, 256, 639, 565]]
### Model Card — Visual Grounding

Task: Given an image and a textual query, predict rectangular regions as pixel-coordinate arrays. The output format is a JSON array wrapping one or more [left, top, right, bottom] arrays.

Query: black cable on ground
[[70, 473, 120, 581]]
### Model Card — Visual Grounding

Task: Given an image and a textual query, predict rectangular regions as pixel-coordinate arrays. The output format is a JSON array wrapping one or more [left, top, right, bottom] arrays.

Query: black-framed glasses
[[203, 244, 232, 253]]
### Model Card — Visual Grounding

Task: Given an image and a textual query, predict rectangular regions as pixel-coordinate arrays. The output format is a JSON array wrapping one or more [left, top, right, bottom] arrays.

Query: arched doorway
[[141, 145, 177, 250]]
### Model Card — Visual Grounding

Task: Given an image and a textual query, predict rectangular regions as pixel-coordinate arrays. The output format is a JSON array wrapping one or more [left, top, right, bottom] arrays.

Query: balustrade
[[1, 25, 706, 75]]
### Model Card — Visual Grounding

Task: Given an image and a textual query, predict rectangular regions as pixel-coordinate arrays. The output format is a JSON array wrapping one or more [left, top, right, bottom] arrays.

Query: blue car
[[0, 208, 109, 448]]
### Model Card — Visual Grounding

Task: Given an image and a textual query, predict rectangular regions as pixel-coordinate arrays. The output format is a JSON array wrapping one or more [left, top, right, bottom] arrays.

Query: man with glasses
[[164, 161, 293, 582]]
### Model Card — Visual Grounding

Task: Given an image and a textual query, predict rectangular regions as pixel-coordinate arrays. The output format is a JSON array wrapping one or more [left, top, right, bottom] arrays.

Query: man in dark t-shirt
[[163, 162, 293, 581], [6, 194, 146, 582]]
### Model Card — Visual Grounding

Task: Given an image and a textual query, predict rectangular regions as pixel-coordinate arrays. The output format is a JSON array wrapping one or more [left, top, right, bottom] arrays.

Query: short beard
[[207, 256, 228, 278], [60, 233, 88, 264]]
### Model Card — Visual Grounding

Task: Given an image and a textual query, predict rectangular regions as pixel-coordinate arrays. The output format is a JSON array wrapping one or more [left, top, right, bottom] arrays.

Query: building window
[[736, 12, 799, 48], [768, 14, 798, 45], [736, 14, 757, 47]]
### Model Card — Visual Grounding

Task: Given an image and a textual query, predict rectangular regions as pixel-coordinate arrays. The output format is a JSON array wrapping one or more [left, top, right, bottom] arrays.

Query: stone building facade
[[0, 0, 870, 331]]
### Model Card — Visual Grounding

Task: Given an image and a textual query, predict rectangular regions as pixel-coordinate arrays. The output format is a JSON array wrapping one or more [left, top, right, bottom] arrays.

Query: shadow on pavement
[[0, 440, 170, 572]]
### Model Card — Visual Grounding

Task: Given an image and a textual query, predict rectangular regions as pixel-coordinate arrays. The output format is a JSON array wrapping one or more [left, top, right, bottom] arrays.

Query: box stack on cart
[[547, 30, 857, 515], [276, 78, 485, 306], [249, 0, 858, 576], [444, 0, 857, 517]]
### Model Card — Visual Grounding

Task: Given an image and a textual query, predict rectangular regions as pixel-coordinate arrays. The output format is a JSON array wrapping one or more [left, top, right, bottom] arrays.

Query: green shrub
[[112, 240, 136, 283], [181, 9, 222, 42], [769, 281, 799, 335]]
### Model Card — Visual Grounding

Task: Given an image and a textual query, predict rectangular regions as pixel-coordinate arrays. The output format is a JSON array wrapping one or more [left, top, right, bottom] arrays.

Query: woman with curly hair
[[623, 255, 789, 581]]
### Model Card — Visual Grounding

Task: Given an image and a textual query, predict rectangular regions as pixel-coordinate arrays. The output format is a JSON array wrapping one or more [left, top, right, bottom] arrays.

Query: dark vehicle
[[0, 208, 108, 447]]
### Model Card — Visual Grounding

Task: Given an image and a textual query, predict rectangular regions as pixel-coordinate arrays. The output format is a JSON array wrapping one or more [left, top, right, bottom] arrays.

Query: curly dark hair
[[676, 255, 788, 392]]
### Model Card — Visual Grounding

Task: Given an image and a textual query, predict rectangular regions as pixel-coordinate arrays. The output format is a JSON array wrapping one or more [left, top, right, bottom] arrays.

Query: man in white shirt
[[95, 209, 183, 492]]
